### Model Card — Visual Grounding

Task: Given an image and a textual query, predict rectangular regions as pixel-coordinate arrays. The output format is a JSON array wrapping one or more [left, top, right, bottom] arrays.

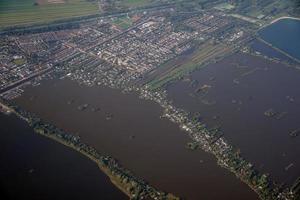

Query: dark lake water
[[258, 18, 300, 60], [167, 53, 300, 186], [14, 78, 258, 200], [0, 113, 127, 200]]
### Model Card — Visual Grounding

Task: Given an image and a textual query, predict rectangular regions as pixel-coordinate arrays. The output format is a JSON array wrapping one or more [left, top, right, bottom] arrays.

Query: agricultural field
[[147, 41, 232, 90], [118, 0, 156, 9], [0, 0, 99, 28]]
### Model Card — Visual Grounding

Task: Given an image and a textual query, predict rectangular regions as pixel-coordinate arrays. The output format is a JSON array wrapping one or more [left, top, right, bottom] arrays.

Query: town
[[0, 6, 252, 99]]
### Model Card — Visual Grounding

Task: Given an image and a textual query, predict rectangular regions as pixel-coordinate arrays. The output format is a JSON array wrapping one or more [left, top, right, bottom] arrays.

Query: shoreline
[[269, 16, 300, 25], [39, 132, 132, 199], [259, 16, 300, 30], [0, 99, 179, 200]]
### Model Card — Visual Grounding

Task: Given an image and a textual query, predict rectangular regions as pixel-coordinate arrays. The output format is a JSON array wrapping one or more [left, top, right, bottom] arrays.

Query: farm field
[[119, 0, 155, 8], [0, 0, 99, 28]]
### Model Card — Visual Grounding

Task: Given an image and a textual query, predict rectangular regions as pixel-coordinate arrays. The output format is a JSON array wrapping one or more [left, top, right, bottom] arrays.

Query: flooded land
[[167, 53, 300, 186], [13, 78, 258, 200], [0, 113, 127, 200], [1, 2, 300, 200]]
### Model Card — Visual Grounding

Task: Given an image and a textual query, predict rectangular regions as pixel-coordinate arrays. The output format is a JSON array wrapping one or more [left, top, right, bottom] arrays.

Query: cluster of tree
[[292, 0, 300, 14]]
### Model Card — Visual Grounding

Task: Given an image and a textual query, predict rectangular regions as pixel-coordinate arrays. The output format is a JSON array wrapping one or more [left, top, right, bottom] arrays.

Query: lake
[[0, 113, 127, 200], [13, 78, 258, 200], [258, 18, 300, 61], [250, 39, 297, 65]]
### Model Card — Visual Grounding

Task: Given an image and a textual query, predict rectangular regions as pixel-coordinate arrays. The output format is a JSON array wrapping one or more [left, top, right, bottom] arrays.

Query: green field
[[112, 15, 133, 29], [118, 0, 158, 9], [0, 0, 99, 28]]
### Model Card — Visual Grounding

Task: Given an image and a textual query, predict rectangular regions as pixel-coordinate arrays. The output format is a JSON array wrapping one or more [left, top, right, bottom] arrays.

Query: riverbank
[[0, 98, 179, 200], [41, 132, 177, 200], [0, 113, 127, 200]]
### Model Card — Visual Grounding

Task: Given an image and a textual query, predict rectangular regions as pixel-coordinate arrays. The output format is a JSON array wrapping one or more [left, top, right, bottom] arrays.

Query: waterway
[[0, 113, 127, 200], [258, 18, 300, 60], [13, 78, 258, 200], [167, 53, 300, 186]]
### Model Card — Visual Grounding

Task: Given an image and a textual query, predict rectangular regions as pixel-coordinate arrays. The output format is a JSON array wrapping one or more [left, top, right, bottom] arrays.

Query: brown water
[[14, 78, 258, 200], [167, 53, 300, 186], [0, 113, 127, 200]]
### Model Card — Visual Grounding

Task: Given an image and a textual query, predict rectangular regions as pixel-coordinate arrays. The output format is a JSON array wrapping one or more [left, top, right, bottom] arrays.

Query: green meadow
[[0, 0, 99, 28], [119, 0, 154, 8]]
